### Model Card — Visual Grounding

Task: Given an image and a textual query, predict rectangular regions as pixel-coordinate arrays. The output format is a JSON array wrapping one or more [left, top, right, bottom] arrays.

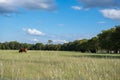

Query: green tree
[[110, 26, 120, 53], [0, 43, 1, 49], [79, 39, 88, 52], [9, 41, 21, 50], [97, 28, 115, 53], [34, 43, 44, 50], [87, 37, 99, 53]]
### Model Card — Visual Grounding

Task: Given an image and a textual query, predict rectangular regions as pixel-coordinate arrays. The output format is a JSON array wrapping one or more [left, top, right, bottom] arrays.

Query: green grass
[[0, 50, 120, 80]]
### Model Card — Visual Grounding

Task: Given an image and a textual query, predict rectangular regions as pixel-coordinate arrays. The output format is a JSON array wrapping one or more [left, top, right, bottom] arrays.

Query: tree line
[[0, 26, 120, 53]]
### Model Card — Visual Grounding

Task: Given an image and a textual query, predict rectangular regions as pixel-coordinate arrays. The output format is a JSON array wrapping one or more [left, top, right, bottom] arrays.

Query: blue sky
[[0, 0, 120, 44]]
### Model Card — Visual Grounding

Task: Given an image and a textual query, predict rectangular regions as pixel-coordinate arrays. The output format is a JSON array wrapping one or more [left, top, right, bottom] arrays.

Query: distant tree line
[[0, 26, 120, 53]]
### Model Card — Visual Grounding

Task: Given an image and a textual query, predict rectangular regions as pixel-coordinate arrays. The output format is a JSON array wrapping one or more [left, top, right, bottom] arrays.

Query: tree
[[0, 43, 1, 49], [8, 41, 21, 50], [34, 43, 44, 50], [71, 40, 81, 51], [60, 43, 69, 51], [97, 28, 115, 53], [87, 37, 99, 53], [79, 39, 88, 52], [110, 26, 120, 53], [48, 40, 53, 44]]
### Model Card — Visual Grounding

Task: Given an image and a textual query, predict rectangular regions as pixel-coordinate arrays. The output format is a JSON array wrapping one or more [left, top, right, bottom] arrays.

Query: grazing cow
[[19, 48, 27, 53]]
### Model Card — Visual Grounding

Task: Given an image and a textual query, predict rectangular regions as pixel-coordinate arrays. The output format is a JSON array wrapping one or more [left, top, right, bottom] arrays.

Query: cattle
[[19, 48, 27, 53]]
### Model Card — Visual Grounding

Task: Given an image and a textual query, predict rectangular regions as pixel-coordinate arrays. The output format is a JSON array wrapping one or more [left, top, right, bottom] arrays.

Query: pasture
[[0, 50, 120, 80]]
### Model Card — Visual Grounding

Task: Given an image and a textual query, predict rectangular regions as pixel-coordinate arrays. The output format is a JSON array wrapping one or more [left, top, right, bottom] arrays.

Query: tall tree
[[97, 28, 115, 53], [87, 37, 99, 53], [110, 26, 120, 53], [48, 40, 53, 44], [34, 43, 44, 50]]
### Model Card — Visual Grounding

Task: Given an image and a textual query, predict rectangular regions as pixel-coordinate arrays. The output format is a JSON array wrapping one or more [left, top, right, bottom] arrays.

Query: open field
[[0, 50, 120, 80]]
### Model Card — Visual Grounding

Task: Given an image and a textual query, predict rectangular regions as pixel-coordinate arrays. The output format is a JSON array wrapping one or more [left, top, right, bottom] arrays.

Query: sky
[[0, 0, 120, 44]]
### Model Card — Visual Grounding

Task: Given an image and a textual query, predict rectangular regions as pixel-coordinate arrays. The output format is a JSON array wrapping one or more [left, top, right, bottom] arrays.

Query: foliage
[[98, 26, 120, 53]]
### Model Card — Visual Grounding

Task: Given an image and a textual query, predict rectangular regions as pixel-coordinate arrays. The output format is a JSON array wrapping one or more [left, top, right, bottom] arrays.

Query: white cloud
[[53, 40, 68, 43], [0, 0, 56, 15], [31, 38, 39, 42], [71, 6, 82, 10], [24, 28, 45, 36], [100, 9, 120, 20]]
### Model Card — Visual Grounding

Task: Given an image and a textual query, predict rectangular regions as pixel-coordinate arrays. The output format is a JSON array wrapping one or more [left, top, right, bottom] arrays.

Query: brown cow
[[19, 48, 27, 53]]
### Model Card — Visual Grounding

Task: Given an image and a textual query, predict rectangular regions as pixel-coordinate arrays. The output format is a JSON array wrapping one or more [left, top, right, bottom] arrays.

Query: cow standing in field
[[19, 48, 27, 53]]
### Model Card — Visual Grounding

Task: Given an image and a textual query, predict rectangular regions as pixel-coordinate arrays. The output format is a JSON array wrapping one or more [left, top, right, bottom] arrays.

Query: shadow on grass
[[69, 54, 120, 59]]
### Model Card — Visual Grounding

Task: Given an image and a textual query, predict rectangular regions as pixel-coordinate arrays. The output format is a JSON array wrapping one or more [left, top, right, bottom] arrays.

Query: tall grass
[[0, 50, 120, 80]]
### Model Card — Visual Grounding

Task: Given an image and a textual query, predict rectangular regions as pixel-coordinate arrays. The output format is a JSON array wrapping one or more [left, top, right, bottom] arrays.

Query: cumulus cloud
[[0, 0, 56, 15], [24, 28, 45, 36], [77, 0, 120, 21], [53, 40, 68, 43], [78, 0, 120, 8], [71, 6, 82, 10], [100, 9, 120, 20]]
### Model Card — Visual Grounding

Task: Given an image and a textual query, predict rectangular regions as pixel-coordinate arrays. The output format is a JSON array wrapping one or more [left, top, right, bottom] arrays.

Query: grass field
[[0, 50, 120, 80]]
